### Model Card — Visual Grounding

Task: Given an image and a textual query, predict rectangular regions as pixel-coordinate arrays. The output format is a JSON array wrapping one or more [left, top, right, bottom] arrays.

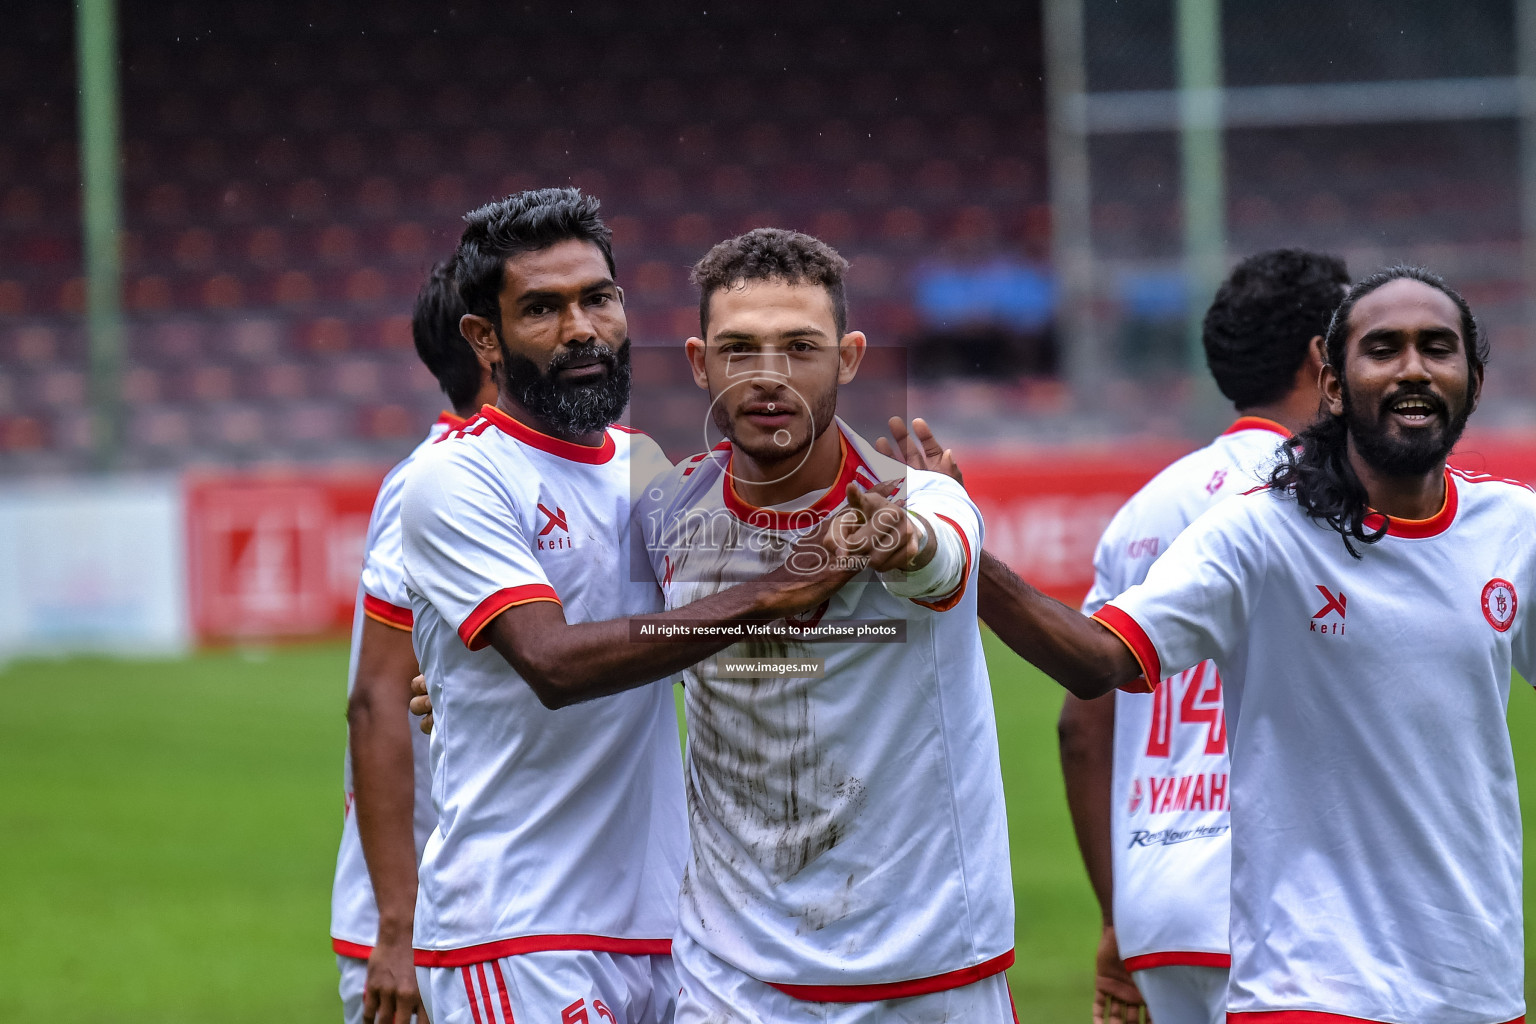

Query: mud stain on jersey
[[686, 660, 868, 883], [671, 514, 869, 933]]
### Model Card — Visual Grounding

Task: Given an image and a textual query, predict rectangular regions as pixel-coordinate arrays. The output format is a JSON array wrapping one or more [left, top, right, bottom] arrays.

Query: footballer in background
[[638, 228, 1016, 1023], [330, 259, 498, 1024], [1061, 249, 1346, 1024]]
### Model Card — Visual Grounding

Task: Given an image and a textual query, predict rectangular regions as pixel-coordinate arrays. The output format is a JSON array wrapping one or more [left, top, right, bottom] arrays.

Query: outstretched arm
[[480, 545, 855, 709], [875, 417, 1141, 699], [979, 553, 1139, 699]]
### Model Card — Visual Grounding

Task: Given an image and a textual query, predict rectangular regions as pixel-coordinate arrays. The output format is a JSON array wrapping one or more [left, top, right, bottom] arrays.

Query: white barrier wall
[[0, 477, 190, 660]]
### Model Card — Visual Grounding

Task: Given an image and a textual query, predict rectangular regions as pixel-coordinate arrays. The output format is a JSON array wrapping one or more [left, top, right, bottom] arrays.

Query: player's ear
[[1295, 334, 1327, 410], [684, 336, 710, 390], [461, 313, 502, 372], [615, 284, 626, 307], [836, 331, 867, 385], [1321, 358, 1344, 418]]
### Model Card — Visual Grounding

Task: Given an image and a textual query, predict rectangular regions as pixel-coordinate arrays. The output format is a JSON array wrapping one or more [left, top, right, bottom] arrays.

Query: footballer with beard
[[926, 266, 1535, 1024], [397, 191, 863, 1024]]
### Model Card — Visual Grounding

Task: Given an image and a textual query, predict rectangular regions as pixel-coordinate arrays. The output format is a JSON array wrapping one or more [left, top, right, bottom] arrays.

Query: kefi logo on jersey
[[1482, 578, 1517, 633]]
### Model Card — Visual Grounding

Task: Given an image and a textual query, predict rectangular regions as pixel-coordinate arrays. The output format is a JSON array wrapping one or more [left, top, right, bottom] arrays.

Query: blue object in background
[[1118, 269, 1188, 320], [914, 261, 1056, 331]]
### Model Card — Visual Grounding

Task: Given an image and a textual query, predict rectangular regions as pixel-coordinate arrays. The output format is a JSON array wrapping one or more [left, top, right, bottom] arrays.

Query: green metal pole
[[1176, 0, 1225, 390], [1043, 0, 1100, 414], [76, 0, 123, 470]]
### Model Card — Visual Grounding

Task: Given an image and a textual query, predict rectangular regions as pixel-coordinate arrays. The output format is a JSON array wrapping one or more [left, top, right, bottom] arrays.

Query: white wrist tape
[[879, 514, 965, 601]]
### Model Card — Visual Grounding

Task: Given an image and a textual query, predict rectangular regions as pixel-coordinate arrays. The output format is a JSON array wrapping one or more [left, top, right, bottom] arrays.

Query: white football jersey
[[330, 411, 462, 959], [400, 405, 687, 967], [1095, 468, 1536, 1024], [637, 421, 1014, 1000], [1080, 417, 1287, 971]]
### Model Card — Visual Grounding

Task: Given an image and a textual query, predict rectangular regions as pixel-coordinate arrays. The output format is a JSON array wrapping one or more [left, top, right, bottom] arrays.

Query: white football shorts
[[418, 949, 677, 1024], [1131, 965, 1227, 1024]]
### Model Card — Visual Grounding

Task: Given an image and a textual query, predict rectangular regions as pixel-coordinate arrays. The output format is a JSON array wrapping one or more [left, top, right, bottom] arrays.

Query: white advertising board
[[0, 477, 190, 659]]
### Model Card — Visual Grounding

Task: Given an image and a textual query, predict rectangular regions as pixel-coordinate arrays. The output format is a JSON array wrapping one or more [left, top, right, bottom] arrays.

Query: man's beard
[[1343, 374, 1473, 477], [500, 337, 632, 437], [713, 382, 839, 466]]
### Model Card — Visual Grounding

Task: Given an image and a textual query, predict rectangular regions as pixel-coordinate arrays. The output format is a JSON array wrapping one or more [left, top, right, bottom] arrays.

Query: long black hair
[[1266, 265, 1487, 557]]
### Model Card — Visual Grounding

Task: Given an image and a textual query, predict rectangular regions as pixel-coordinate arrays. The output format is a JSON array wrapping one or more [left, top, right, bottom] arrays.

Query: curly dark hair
[[690, 228, 850, 337], [411, 260, 482, 416], [1267, 265, 1487, 557], [1202, 248, 1350, 409], [455, 187, 615, 329]]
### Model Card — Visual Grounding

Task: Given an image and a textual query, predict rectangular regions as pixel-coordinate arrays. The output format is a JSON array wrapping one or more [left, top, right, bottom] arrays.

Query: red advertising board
[[182, 436, 1535, 643], [961, 446, 1189, 607], [186, 473, 386, 642]]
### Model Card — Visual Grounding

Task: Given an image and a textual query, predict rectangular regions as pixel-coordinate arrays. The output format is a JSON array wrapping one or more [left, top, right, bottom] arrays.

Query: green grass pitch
[[2, 637, 1534, 1022]]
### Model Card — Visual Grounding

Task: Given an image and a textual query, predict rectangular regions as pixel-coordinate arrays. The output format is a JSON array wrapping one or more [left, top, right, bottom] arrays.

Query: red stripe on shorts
[[461, 966, 485, 1024], [491, 961, 517, 1023], [475, 962, 496, 1023]]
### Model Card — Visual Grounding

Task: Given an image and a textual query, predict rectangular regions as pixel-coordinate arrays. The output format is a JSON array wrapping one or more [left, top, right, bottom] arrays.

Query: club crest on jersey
[[537, 503, 573, 550], [1310, 584, 1347, 635], [1482, 578, 1517, 632]]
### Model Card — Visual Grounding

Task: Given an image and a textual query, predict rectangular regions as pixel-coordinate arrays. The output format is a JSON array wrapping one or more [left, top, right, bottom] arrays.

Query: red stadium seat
[[331, 356, 383, 399], [202, 274, 245, 310], [316, 225, 360, 267], [132, 406, 192, 449], [303, 318, 352, 354], [190, 365, 236, 403], [344, 268, 390, 306], [121, 367, 162, 406], [272, 270, 318, 308], [259, 361, 308, 400], [128, 275, 174, 312], [0, 280, 25, 315]]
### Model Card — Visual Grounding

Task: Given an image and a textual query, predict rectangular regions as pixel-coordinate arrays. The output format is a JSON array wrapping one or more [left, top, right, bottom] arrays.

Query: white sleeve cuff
[[879, 515, 966, 601]]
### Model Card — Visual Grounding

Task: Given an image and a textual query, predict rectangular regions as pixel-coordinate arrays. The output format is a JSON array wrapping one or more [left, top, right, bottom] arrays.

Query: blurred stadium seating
[[2, 0, 1533, 474]]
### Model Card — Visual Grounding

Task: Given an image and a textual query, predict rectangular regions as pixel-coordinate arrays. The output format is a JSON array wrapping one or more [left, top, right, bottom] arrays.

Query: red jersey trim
[[436, 410, 470, 430], [1123, 950, 1231, 972], [332, 937, 373, 960], [1092, 604, 1162, 691], [723, 434, 869, 530], [478, 404, 617, 465], [459, 585, 562, 650], [911, 513, 972, 612], [1230, 1014, 1523, 1024], [768, 949, 1015, 1003], [1223, 415, 1290, 438], [414, 934, 673, 967], [362, 594, 414, 631], [1361, 467, 1458, 539]]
